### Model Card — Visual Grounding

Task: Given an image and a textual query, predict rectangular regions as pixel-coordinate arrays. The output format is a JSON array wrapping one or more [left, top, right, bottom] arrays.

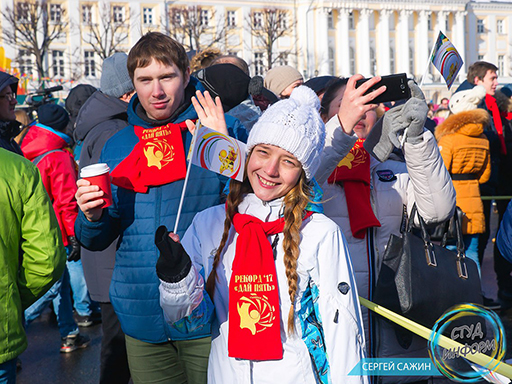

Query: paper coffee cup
[[80, 163, 113, 208]]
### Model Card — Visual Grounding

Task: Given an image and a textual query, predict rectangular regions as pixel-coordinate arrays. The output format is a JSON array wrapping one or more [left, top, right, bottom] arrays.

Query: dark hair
[[211, 55, 250, 76], [127, 32, 189, 81], [320, 77, 348, 118], [467, 61, 498, 84]]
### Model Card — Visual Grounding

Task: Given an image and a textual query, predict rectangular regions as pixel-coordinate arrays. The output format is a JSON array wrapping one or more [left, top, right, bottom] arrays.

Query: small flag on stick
[[189, 124, 246, 182], [430, 31, 463, 90]]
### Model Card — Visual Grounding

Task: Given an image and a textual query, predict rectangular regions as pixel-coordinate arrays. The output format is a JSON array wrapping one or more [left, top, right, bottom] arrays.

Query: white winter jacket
[[315, 117, 455, 380], [159, 194, 368, 384]]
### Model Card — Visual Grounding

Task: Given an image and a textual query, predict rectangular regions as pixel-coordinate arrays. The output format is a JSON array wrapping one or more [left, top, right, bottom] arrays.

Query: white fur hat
[[449, 85, 486, 114], [247, 86, 325, 180]]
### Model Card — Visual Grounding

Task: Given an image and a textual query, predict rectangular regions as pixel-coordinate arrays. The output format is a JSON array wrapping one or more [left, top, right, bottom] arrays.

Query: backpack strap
[[32, 149, 64, 166]]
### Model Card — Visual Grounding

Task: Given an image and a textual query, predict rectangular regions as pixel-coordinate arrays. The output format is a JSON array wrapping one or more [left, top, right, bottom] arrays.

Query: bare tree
[[81, 2, 132, 60], [2, 0, 69, 84], [247, 8, 292, 70], [164, 6, 228, 52]]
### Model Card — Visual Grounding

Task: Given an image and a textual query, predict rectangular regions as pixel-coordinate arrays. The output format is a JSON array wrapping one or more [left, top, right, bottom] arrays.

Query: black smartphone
[[355, 73, 411, 104]]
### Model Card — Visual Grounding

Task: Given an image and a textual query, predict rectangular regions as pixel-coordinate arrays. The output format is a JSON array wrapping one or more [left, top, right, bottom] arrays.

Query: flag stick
[[174, 120, 200, 234], [419, 31, 439, 88]]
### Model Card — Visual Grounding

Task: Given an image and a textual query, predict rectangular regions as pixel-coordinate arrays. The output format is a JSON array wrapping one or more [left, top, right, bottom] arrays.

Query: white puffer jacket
[[159, 194, 368, 384], [315, 117, 456, 382]]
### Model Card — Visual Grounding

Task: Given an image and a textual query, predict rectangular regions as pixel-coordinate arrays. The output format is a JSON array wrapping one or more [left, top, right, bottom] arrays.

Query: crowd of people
[[2, 30, 512, 384]]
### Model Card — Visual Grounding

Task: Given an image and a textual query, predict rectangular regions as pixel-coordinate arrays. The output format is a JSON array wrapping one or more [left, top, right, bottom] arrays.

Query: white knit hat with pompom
[[247, 85, 326, 180]]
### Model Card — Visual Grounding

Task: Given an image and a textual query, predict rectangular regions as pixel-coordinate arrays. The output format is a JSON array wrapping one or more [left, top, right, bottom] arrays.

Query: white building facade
[[1, 0, 512, 101]]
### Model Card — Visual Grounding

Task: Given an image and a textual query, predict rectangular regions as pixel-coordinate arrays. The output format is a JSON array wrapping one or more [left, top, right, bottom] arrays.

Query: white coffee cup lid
[[80, 163, 110, 178]]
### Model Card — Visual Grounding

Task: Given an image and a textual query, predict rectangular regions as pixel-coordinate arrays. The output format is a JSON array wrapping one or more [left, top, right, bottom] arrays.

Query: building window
[[113, 6, 125, 23], [349, 12, 354, 30], [477, 19, 484, 33], [328, 47, 335, 75], [173, 10, 182, 25], [200, 9, 209, 27], [253, 12, 262, 29], [428, 14, 432, 30], [478, 54, 484, 61], [279, 12, 287, 30], [498, 55, 505, 75], [390, 47, 395, 72], [497, 19, 504, 34], [445, 16, 450, 32], [52, 50, 65, 78], [84, 51, 96, 77], [278, 53, 288, 67], [143, 7, 153, 25], [227, 10, 236, 27], [327, 10, 334, 29], [370, 48, 376, 76], [82, 5, 92, 24], [50, 4, 62, 23], [18, 50, 32, 77], [254, 52, 264, 76], [349, 47, 355, 74]]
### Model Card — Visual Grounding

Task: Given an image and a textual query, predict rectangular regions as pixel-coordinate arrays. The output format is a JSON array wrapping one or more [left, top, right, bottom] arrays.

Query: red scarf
[[327, 138, 381, 239], [111, 122, 190, 193], [485, 94, 507, 155], [229, 210, 312, 360]]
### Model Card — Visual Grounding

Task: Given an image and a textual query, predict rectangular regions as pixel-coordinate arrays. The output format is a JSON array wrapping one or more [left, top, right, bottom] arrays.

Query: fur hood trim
[[495, 89, 512, 113], [435, 109, 490, 141]]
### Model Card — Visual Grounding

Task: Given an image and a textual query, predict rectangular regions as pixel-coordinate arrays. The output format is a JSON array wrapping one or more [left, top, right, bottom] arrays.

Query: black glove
[[67, 236, 81, 262], [155, 225, 192, 283]]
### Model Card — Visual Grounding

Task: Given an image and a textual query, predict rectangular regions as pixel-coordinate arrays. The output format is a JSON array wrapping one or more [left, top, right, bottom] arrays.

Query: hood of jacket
[[74, 91, 129, 142], [495, 89, 512, 113], [435, 109, 490, 141], [65, 84, 97, 119], [21, 123, 70, 160], [127, 76, 204, 128]]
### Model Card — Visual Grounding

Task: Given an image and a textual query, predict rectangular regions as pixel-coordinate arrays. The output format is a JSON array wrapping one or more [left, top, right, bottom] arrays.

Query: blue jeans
[[0, 359, 16, 384], [67, 259, 99, 316], [447, 234, 481, 276], [24, 248, 79, 338]]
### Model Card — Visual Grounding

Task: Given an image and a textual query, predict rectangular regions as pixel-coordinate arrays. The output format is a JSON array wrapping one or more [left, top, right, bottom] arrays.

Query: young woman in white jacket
[[156, 87, 368, 384], [316, 76, 456, 383]]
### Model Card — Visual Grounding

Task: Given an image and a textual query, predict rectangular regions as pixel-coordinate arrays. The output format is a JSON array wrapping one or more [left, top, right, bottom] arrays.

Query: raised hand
[[337, 75, 386, 135], [185, 90, 228, 136]]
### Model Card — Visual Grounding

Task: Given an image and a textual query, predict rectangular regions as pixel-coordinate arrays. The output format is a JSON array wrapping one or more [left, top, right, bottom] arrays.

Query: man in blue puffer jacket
[[75, 32, 247, 384]]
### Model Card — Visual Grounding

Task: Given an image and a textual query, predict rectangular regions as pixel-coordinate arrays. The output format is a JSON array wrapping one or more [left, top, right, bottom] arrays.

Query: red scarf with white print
[[111, 122, 191, 193], [328, 138, 381, 239], [228, 210, 312, 360], [485, 94, 507, 155]]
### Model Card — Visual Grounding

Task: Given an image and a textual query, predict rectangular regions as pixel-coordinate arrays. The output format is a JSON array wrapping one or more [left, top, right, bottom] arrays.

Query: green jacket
[[0, 148, 65, 364]]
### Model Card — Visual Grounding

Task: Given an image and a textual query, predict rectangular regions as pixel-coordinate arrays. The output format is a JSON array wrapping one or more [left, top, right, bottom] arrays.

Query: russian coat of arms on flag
[[188, 124, 246, 182], [431, 31, 464, 90]]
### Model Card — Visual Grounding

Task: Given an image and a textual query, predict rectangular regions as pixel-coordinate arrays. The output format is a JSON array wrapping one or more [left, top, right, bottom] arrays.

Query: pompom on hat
[[247, 86, 325, 180]]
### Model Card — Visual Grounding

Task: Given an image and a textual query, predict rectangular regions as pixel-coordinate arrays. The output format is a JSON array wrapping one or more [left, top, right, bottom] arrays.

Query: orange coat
[[435, 109, 491, 234]]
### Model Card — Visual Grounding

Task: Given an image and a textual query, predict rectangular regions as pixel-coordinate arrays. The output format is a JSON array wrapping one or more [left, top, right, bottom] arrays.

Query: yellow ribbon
[[359, 296, 512, 379]]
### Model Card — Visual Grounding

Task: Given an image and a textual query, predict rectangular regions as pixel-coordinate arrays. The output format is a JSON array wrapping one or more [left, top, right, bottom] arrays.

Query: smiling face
[[247, 144, 303, 202], [475, 70, 499, 96], [0, 85, 17, 122], [133, 58, 190, 120]]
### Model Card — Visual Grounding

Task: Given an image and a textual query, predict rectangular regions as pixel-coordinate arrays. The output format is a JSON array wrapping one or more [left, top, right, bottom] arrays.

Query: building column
[[336, 8, 351, 77], [418, 10, 431, 82], [454, 11, 467, 78], [377, 9, 392, 75], [397, 10, 411, 75], [357, 9, 372, 76], [437, 11, 448, 34], [315, 7, 330, 75]]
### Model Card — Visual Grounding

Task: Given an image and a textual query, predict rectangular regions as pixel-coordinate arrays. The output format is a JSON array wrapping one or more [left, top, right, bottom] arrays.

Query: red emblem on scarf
[[328, 138, 381, 239], [111, 122, 191, 193], [228, 211, 312, 360]]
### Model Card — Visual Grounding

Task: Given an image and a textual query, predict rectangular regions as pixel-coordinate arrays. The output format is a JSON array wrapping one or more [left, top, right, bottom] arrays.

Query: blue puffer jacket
[[75, 77, 247, 343]]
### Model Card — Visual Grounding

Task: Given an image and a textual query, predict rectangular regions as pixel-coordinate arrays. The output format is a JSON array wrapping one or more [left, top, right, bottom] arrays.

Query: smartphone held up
[[356, 73, 411, 104]]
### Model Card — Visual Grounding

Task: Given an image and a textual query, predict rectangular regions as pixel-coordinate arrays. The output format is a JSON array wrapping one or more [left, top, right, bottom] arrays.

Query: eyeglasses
[[0, 92, 16, 101]]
